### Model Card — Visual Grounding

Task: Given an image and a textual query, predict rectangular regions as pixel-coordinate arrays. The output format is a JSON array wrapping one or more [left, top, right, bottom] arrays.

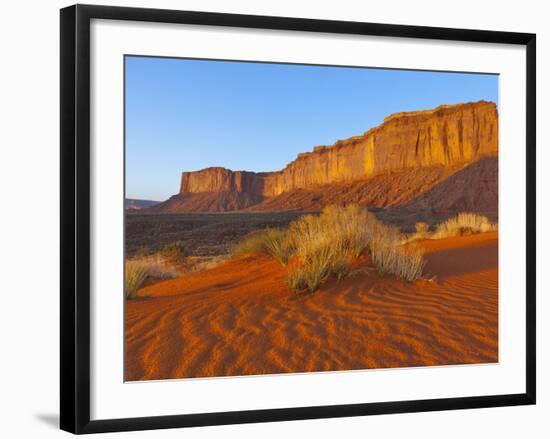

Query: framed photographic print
[[60, 4, 536, 434]]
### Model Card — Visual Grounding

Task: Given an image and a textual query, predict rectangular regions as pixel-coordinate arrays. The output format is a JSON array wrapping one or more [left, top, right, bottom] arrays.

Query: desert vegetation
[[125, 253, 181, 299], [405, 213, 498, 243], [125, 240, 230, 299], [127, 210, 497, 298], [433, 212, 497, 238], [159, 240, 186, 263], [232, 205, 426, 293], [232, 228, 293, 264], [125, 260, 149, 299]]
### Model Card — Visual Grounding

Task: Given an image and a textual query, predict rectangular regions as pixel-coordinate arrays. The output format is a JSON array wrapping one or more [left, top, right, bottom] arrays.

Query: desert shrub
[[289, 204, 374, 260], [371, 237, 425, 281], [285, 205, 375, 293], [287, 204, 425, 291], [288, 248, 334, 293], [233, 204, 426, 293], [402, 221, 431, 244], [368, 222, 425, 281], [415, 222, 429, 236], [231, 231, 269, 257], [125, 256, 179, 299], [262, 228, 294, 265], [160, 241, 186, 262], [125, 260, 148, 299], [231, 228, 293, 264], [434, 213, 497, 238], [187, 255, 228, 272], [331, 255, 351, 281]]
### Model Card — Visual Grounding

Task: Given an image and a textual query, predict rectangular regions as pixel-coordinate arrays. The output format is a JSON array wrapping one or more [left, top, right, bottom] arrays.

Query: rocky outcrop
[[377, 156, 498, 231], [263, 101, 497, 196], [179, 167, 265, 195], [152, 101, 497, 213], [245, 164, 465, 212]]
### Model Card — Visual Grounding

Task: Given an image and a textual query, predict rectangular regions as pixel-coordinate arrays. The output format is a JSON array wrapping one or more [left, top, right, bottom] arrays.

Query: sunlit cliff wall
[[179, 101, 498, 197]]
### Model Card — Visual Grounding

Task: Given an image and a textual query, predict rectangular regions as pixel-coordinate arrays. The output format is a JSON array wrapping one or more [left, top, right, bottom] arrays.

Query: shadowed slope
[[143, 157, 497, 216], [246, 164, 461, 212], [378, 156, 498, 230], [146, 191, 263, 213]]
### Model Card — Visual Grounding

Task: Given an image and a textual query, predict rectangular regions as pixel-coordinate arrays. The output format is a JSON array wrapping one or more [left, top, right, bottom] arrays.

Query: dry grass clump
[[433, 213, 497, 239], [288, 248, 351, 294], [232, 228, 294, 265], [415, 222, 430, 238], [288, 248, 334, 293], [370, 227, 425, 282], [125, 260, 148, 299], [285, 205, 371, 293], [289, 204, 373, 260], [125, 256, 180, 299], [160, 241, 186, 263], [232, 205, 427, 293], [264, 205, 427, 293], [187, 255, 229, 273]]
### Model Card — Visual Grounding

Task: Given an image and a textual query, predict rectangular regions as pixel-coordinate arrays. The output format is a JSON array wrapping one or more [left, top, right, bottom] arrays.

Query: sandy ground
[[125, 232, 498, 381]]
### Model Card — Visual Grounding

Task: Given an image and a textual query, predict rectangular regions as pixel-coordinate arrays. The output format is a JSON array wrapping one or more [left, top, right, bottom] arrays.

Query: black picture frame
[[60, 4, 536, 434]]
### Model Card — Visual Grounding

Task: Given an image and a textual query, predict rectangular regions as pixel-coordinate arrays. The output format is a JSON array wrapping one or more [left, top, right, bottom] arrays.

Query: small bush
[[160, 241, 186, 262], [369, 224, 425, 281], [289, 204, 374, 260], [415, 222, 429, 236], [232, 204, 427, 293], [331, 256, 351, 281], [262, 229, 294, 265], [231, 231, 269, 257], [125, 260, 148, 299], [125, 256, 179, 299], [371, 242, 425, 281], [288, 248, 334, 293], [434, 213, 497, 238], [232, 228, 293, 264]]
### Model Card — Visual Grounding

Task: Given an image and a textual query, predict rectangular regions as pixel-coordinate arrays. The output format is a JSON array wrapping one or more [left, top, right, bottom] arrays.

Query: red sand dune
[[125, 232, 498, 381]]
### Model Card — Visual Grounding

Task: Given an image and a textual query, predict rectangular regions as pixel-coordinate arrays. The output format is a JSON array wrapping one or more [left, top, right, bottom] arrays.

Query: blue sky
[[125, 56, 498, 201]]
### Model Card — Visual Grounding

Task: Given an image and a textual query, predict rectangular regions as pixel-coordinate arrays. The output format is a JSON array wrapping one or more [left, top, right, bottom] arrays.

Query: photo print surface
[[124, 56, 499, 381]]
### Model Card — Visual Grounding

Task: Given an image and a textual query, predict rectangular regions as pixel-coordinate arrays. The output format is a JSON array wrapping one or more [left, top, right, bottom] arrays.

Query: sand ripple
[[125, 232, 498, 381]]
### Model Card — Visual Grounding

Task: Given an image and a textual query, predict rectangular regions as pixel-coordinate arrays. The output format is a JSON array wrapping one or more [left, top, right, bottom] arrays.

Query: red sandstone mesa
[[148, 101, 498, 213]]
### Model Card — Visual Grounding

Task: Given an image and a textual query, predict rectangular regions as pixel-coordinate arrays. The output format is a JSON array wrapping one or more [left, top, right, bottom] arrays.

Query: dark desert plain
[[125, 101, 499, 381]]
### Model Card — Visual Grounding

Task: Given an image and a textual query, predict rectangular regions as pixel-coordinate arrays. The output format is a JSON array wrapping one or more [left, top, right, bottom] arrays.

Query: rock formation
[[179, 168, 265, 195], [147, 101, 498, 214]]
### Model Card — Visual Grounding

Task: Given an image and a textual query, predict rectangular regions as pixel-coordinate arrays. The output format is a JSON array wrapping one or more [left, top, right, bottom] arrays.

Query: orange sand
[[125, 232, 498, 381]]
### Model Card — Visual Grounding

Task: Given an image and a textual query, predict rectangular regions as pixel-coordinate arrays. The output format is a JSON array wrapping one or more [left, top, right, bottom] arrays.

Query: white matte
[[90, 19, 526, 420]]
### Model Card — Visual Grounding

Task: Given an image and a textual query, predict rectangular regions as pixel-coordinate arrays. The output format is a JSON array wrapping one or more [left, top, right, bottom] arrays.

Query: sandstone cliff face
[[180, 167, 265, 195], [178, 101, 497, 200], [262, 101, 497, 195]]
